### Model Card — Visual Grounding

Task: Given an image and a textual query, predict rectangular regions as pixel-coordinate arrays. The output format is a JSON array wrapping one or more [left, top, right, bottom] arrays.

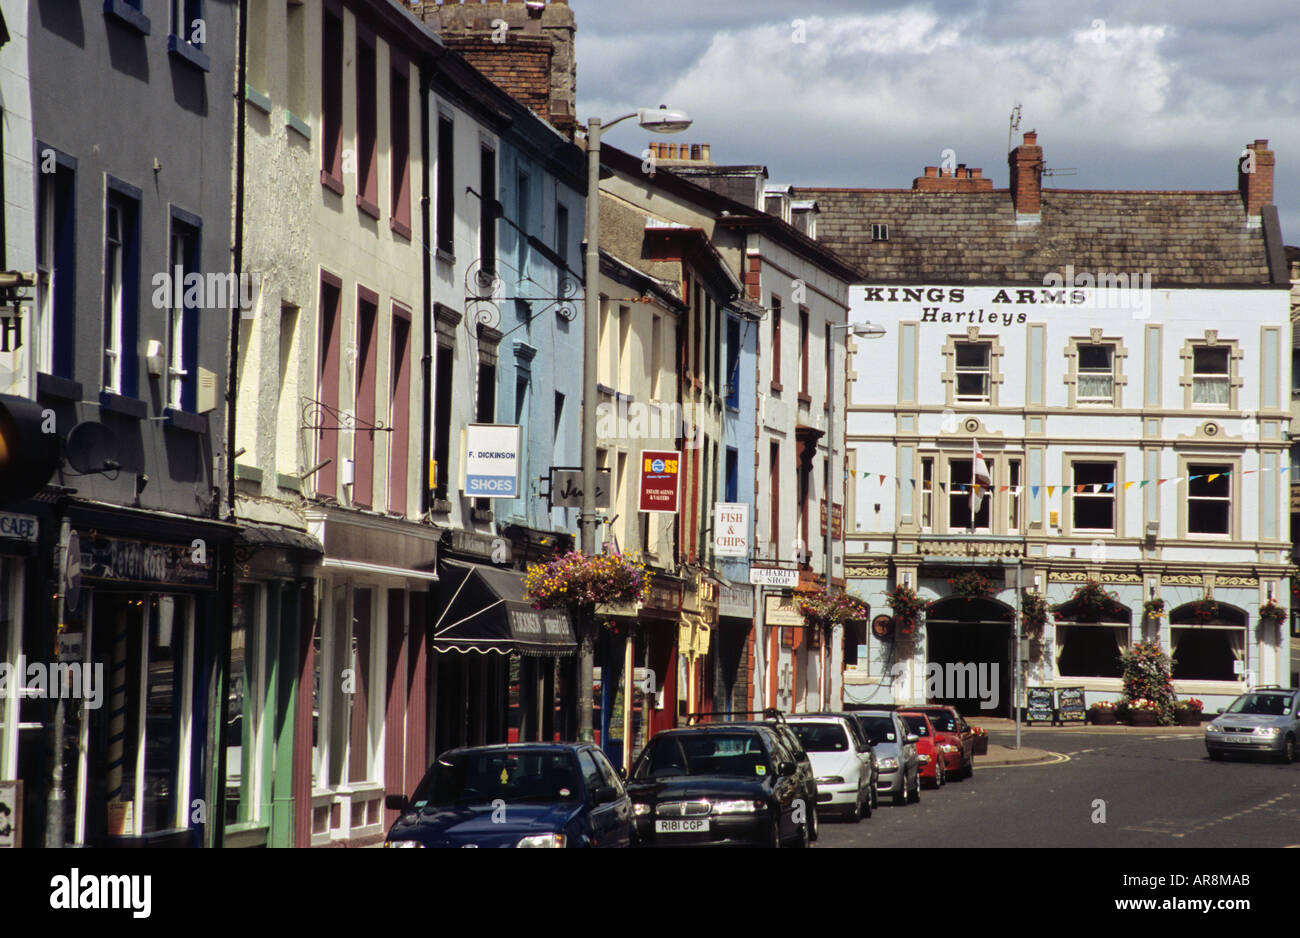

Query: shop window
[[1187, 464, 1231, 535], [225, 584, 260, 826], [1055, 625, 1126, 678]]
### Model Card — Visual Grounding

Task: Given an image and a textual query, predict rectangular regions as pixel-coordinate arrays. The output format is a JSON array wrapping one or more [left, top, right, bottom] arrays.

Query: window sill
[[431, 498, 452, 514], [798, 391, 812, 406], [471, 507, 494, 524], [357, 195, 381, 220], [286, 111, 312, 140], [99, 391, 148, 419], [277, 472, 303, 493], [435, 247, 455, 266], [321, 170, 345, 196], [244, 84, 272, 115], [164, 407, 209, 434], [223, 823, 270, 849], [235, 462, 263, 484], [390, 217, 412, 241], [37, 372, 82, 402], [770, 382, 783, 394], [103, 0, 150, 35], [167, 35, 211, 72]]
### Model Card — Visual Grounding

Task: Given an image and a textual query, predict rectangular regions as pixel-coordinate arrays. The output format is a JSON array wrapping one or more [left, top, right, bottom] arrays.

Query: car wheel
[[965, 757, 974, 779], [909, 773, 921, 804], [1279, 735, 1296, 764], [1208, 749, 1225, 761], [808, 804, 819, 842], [892, 785, 906, 806], [861, 785, 872, 819], [846, 793, 862, 823], [770, 816, 782, 849], [871, 784, 879, 811]]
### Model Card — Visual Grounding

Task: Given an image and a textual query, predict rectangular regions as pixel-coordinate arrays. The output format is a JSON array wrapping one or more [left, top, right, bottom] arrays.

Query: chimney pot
[[701, 143, 711, 162], [971, 168, 982, 178], [690, 144, 702, 160], [1023, 131, 1037, 146], [924, 166, 938, 178]]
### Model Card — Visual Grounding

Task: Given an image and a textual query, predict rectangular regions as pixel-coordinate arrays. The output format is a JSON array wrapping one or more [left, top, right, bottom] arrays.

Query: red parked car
[[905, 705, 975, 779], [898, 712, 945, 789]]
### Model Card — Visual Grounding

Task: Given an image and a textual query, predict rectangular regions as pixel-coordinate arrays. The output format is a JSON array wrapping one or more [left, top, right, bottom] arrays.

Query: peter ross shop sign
[[76, 533, 215, 588]]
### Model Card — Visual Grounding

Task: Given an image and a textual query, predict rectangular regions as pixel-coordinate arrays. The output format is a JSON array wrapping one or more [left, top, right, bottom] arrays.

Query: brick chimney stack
[[912, 162, 993, 192], [417, 1, 577, 137], [1008, 130, 1043, 219], [1238, 139, 1275, 219]]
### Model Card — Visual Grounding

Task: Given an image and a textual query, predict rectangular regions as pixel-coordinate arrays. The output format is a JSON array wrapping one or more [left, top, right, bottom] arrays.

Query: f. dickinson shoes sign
[[462, 424, 521, 498]]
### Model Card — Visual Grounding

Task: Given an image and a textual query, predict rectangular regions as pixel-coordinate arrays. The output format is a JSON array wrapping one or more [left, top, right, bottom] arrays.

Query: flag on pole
[[971, 436, 991, 522]]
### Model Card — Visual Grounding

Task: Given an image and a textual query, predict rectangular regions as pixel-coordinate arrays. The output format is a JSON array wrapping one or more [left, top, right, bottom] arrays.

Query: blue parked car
[[383, 743, 635, 848]]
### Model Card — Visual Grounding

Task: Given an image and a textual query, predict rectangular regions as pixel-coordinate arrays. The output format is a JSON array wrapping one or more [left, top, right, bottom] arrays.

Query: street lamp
[[579, 106, 692, 742], [823, 321, 885, 708]]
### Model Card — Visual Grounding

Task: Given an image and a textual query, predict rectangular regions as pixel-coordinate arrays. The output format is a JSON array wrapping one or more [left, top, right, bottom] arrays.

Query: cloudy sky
[[571, 0, 1299, 241]]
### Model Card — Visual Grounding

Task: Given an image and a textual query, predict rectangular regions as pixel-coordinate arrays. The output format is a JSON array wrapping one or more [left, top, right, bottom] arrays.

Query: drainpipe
[[419, 62, 432, 518], [211, 0, 250, 848]]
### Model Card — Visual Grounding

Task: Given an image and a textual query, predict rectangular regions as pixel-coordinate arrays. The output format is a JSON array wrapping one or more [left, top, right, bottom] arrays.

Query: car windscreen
[[633, 733, 771, 779], [900, 715, 930, 736], [856, 717, 898, 745], [1225, 694, 1293, 716], [789, 722, 850, 753], [919, 711, 958, 732], [410, 750, 582, 807]]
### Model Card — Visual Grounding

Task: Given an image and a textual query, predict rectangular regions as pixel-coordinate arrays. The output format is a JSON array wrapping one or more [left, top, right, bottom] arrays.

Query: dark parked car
[[383, 743, 634, 848], [627, 723, 819, 847]]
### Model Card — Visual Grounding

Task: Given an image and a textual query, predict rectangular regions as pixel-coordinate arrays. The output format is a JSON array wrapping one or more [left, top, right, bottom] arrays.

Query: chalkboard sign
[[1056, 687, 1086, 723], [1025, 686, 1055, 723]]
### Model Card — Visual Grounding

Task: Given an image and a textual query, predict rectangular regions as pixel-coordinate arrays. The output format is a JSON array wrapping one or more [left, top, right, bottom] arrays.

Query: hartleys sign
[[638, 449, 681, 514]]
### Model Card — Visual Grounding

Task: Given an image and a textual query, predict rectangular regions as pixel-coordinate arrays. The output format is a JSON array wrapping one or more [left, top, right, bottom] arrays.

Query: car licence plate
[[1225, 735, 1255, 744], [655, 818, 710, 833]]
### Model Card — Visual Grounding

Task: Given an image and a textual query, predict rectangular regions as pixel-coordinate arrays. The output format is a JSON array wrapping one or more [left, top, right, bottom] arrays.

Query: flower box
[[1090, 709, 1118, 725], [1127, 710, 1159, 726], [972, 735, 989, 756], [1175, 710, 1202, 726]]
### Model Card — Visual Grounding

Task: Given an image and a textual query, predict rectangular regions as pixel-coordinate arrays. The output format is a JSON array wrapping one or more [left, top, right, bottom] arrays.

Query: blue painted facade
[[492, 114, 586, 537], [718, 305, 762, 588]]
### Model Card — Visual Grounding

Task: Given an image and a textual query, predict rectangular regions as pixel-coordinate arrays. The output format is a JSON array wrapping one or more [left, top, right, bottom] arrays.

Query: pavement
[[972, 716, 1207, 766]]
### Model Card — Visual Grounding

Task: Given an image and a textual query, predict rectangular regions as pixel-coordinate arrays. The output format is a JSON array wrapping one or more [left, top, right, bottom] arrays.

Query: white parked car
[[784, 714, 873, 822]]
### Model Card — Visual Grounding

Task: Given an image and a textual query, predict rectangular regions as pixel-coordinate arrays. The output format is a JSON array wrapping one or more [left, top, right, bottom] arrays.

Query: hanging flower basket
[[947, 571, 996, 601], [1259, 599, 1286, 622], [1065, 578, 1126, 621], [1143, 597, 1166, 621], [794, 588, 870, 628], [523, 551, 651, 610], [1190, 597, 1219, 624], [1021, 590, 1048, 635], [886, 584, 929, 637]]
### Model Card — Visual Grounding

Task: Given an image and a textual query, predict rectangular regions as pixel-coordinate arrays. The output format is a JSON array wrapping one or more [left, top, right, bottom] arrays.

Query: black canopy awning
[[432, 559, 576, 657]]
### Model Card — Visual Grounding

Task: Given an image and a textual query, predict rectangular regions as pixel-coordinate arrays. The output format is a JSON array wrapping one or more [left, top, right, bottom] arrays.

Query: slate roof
[[791, 187, 1276, 286]]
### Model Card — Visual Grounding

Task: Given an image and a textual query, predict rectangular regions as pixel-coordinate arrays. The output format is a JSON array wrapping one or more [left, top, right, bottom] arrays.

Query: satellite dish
[[65, 420, 121, 475]]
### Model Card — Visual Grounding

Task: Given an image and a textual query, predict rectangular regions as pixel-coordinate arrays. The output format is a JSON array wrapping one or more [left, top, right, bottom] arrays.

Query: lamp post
[[579, 107, 691, 742], [823, 321, 885, 708]]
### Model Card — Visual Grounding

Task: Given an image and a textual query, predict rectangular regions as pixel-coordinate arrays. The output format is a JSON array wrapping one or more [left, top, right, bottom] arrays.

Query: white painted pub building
[[798, 135, 1294, 716]]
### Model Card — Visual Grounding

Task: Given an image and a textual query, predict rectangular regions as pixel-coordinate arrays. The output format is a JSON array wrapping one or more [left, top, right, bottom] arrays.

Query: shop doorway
[[924, 597, 1013, 718]]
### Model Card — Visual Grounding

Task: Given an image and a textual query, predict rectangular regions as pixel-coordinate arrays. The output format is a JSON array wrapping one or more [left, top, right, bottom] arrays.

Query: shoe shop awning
[[432, 559, 577, 657]]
